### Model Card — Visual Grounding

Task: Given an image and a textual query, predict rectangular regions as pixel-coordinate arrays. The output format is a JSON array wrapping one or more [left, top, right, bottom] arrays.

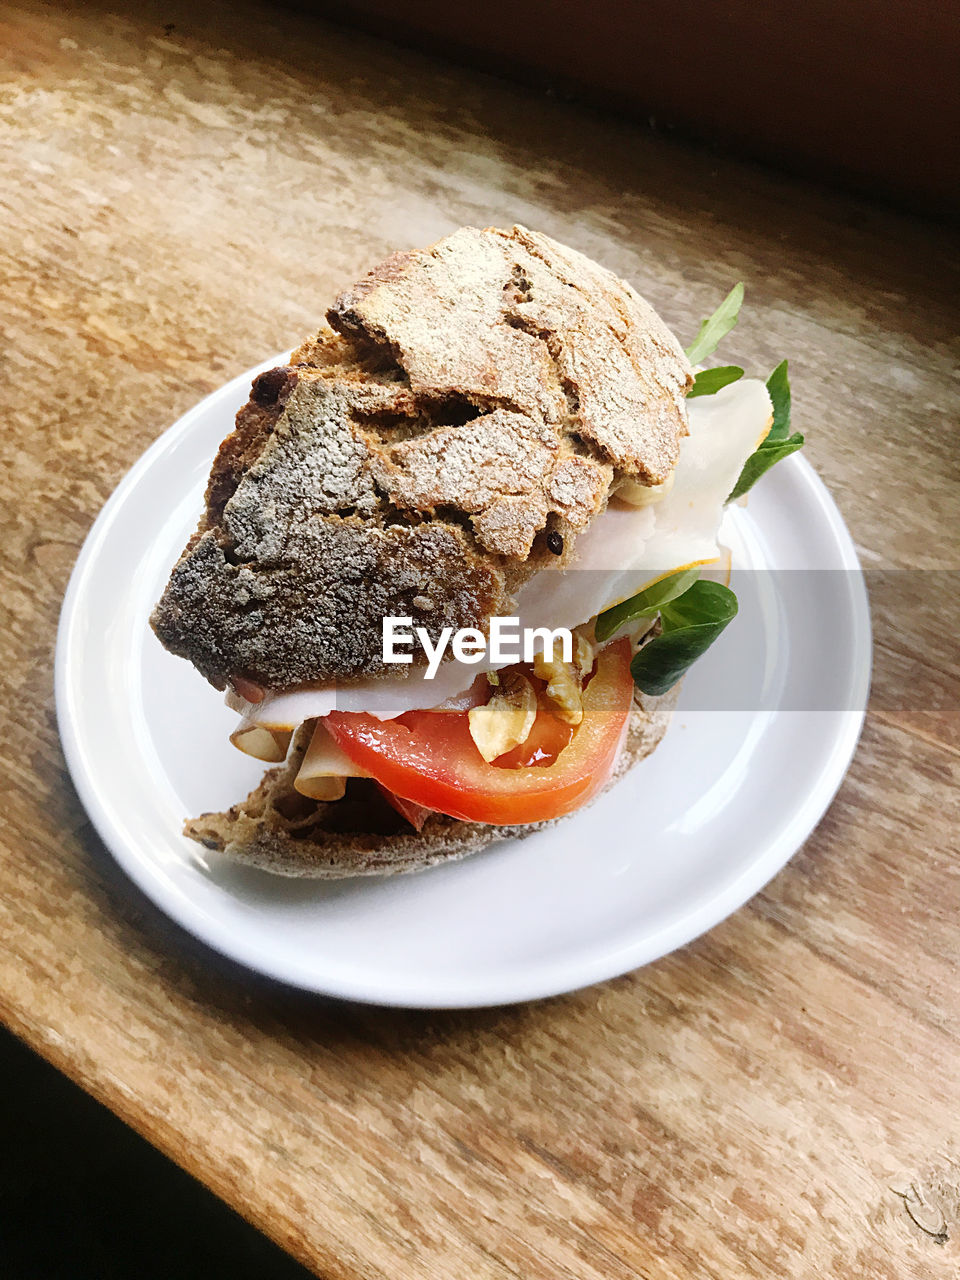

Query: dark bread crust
[[151, 226, 692, 690], [184, 686, 679, 879]]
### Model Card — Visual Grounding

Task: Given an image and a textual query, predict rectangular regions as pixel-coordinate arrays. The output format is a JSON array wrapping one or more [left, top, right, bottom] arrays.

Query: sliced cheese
[[293, 721, 371, 796], [230, 725, 291, 762]]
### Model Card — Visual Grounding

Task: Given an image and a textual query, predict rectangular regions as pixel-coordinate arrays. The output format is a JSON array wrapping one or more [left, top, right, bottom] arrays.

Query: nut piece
[[468, 672, 538, 763], [574, 629, 596, 679], [532, 630, 596, 725]]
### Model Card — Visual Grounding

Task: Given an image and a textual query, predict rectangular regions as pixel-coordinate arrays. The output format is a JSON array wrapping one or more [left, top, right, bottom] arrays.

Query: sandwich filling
[[223, 376, 773, 827]]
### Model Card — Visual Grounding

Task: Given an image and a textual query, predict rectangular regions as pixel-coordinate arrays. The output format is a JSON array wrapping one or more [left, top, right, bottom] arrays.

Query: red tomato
[[375, 784, 434, 833], [325, 641, 634, 825]]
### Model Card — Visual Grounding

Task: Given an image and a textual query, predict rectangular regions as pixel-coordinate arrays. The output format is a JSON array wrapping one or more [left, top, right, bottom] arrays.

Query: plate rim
[[56, 362, 872, 1008]]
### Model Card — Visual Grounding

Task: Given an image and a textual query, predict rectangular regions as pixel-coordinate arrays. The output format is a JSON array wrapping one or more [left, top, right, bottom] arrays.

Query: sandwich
[[151, 225, 801, 877]]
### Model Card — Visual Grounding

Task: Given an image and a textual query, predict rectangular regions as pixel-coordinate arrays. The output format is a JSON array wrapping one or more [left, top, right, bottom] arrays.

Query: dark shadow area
[[293, 0, 960, 218], [0, 1026, 314, 1280]]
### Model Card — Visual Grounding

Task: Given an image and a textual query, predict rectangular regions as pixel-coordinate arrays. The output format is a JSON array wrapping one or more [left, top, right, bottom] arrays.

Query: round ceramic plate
[[56, 358, 871, 1008]]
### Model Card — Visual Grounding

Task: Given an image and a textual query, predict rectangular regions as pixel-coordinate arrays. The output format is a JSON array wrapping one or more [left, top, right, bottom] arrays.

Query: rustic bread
[[184, 686, 679, 878], [151, 226, 692, 691]]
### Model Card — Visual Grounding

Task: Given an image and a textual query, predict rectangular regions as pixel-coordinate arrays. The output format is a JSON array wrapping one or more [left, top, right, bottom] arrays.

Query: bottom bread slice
[[185, 686, 680, 878]]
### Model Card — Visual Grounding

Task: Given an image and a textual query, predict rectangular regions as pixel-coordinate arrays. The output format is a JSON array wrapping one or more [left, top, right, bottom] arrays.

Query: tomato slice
[[325, 640, 634, 825], [375, 783, 434, 833]]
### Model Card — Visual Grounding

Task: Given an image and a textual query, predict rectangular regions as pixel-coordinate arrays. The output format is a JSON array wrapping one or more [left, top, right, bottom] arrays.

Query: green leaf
[[631, 580, 739, 696], [727, 432, 804, 502], [724, 359, 802, 500], [685, 283, 744, 365], [687, 365, 744, 399], [765, 360, 791, 442], [595, 568, 701, 643]]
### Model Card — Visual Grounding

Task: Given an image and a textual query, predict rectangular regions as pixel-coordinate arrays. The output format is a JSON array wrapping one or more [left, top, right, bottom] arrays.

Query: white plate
[[56, 359, 871, 1008]]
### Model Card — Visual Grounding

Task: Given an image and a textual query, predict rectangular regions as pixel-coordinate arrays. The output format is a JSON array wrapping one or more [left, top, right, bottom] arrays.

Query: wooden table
[[2, 2, 958, 1276]]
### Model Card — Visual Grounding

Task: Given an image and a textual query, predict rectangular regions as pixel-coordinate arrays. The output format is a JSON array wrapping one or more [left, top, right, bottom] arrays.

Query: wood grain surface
[[2, 2, 959, 1277]]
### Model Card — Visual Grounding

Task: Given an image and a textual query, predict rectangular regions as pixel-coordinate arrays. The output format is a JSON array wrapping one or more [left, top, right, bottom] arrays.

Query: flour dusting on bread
[[151, 225, 692, 691]]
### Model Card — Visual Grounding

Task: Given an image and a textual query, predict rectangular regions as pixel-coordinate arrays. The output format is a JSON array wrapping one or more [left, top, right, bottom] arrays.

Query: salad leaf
[[765, 359, 792, 441], [687, 365, 744, 399], [728, 433, 804, 501], [685, 283, 744, 365], [630, 580, 739, 696], [727, 360, 803, 501], [595, 567, 701, 643]]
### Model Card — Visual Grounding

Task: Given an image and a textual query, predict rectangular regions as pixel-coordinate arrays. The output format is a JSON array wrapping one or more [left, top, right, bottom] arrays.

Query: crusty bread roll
[[151, 225, 691, 691], [185, 686, 679, 878]]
